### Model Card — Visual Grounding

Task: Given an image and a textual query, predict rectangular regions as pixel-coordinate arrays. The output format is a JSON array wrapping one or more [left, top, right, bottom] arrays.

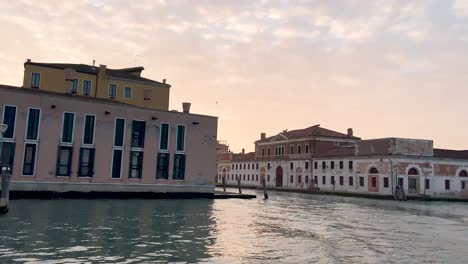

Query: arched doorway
[[296, 167, 303, 189], [260, 167, 266, 185], [459, 170, 468, 196], [222, 168, 227, 185], [275, 166, 283, 187], [368, 167, 379, 193], [407, 167, 419, 194]]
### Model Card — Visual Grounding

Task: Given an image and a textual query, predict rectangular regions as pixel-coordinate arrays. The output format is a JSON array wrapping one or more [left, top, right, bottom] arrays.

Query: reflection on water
[[1, 189, 468, 263]]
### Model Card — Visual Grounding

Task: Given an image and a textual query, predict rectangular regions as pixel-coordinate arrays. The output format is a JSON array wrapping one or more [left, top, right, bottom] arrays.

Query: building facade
[[217, 126, 468, 200], [0, 61, 217, 197]]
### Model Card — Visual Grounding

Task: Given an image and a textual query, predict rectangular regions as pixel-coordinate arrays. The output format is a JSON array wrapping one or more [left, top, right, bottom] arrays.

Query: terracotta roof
[[231, 152, 255, 161], [257, 125, 360, 143], [313, 146, 356, 157], [25, 62, 170, 88], [434, 149, 468, 160]]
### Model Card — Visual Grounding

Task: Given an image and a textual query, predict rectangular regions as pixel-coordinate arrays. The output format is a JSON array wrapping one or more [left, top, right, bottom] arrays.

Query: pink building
[[0, 85, 217, 198]]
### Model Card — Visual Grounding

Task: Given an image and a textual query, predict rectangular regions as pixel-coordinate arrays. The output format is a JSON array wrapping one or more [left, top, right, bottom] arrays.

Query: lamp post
[[0, 124, 9, 214], [0, 124, 8, 168]]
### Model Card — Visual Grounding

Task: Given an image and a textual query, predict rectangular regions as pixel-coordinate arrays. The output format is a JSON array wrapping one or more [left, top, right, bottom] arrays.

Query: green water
[[1, 189, 468, 263]]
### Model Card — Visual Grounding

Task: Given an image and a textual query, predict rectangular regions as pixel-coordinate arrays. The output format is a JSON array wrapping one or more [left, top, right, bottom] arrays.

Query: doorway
[[275, 166, 283, 187]]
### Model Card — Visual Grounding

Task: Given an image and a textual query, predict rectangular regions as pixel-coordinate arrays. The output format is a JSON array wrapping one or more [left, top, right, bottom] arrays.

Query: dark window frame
[[156, 152, 170, 179], [129, 151, 144, 179], [78, 147, 95, 177], [173, 153, 186, 180], [22, 143, 37, 176], [56, 146, 73, 176]]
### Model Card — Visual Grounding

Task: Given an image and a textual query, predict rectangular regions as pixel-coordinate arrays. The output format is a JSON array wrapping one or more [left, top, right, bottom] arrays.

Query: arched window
[[459, 170, 468, 177], [408, 168, 419, 175], [369, 167, 379, 174]]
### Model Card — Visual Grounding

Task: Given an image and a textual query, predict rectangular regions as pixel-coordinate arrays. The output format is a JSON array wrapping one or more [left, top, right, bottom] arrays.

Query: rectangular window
[[129, 151, 143, 178], [359, 177, 365, 187], [339, 161, 343, 170], [349, 161, 353, 171], [108, 84, 117, 98], [339, 176, 344, 185], [173, 154, 186, 180], [0, 142, 15, 173], [248, 164, 250, 170], [298, 145, 301, 154], [425, 179, 430, 189], [314, 162, 318, 169], [256, 163, 259, 170], [384, 177, 389, 188], [56, 146, 73, 176], [331, 161, 335, 169], [349, 176, 354, 186], [462, 181, 465, 190], [111, 149, 123, 179], [176, 125, 186, 152], [22, 143, 37, 176], [290, 145, 294, 154], [31, 72, 40, 88], [114, 118, 125, 147], [290, 162, 293, 170], [322, 161, 326, 170], [305, 175, 308, 184], [72, 79, 78, 93], [159, 123, 169, 151], [78, 147, 95, 177], [83, 115, 96, 145], [61, 112, 75, 143], [143, 89, 152, 100], [267, 163, 270, 169], [322, 176, 326, 184], [305, 162, 309, 170], [131, 120, 146, 148], [156, 153, 170, 179], [26, 108, 40, 141], [83, 80, 92, 95], [261, 148, 265, 156], [267, 148, 270, 156], [445, 180, 450, 190], [2, 105, 17, 139], [124, 87, 132, 99], [331, 176, 335, 185], [305, 144, 309, 154]]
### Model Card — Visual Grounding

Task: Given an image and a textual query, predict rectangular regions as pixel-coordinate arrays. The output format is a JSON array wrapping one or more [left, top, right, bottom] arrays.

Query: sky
[[1, 0, 468, 152]]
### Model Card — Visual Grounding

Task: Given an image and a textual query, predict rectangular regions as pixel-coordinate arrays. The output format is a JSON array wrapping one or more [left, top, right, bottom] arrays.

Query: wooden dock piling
[[0, 167, 11, 214]]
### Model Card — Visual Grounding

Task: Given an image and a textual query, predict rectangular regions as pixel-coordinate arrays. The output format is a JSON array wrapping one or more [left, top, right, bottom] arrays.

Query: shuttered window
[[156, 153, 169, 179], [173, 154, 186, 180], [78, 147, 95, 177], [56, 146, 73, 176], [131, 121, 145, 148], [129, 151, 143, 178]]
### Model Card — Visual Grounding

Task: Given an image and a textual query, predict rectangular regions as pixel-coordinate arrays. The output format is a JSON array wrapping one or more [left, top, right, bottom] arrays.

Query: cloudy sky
[[1, 0, 468, 152]]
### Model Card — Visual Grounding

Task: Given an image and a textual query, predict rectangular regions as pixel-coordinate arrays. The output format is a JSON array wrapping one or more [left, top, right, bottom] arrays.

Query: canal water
[[1, 189, 467, 263]]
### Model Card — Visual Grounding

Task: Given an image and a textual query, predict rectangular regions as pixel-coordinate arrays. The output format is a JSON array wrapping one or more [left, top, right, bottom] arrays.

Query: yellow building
[[22, 59, 170, 110]]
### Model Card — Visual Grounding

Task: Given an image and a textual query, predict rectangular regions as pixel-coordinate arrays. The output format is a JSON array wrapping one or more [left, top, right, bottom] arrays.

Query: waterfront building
[[217, 126, 468, 199], [0, 60, 217, 197]]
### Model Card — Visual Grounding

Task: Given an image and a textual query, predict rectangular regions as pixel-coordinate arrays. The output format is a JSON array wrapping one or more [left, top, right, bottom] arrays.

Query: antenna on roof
[[92, 60, 95, 67]]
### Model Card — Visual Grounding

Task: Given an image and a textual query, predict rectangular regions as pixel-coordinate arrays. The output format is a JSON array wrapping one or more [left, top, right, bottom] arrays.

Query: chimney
[[163, 79, 166, 84], [26, 58, 31, 63], [99, 64, 106, 74], [93, 60, 96, 67], [261, 133, 266, 140], [242, 148, 245, 154], [347, 128, 353, 137], [182, 102, 191, 113]]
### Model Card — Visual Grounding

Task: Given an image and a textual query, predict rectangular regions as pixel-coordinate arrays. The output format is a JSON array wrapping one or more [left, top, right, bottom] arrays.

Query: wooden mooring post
[[237, 176, 242, 194], [262, 176, 268, 199], [0, 167, 11, 214], [222, 175, 226, 192]]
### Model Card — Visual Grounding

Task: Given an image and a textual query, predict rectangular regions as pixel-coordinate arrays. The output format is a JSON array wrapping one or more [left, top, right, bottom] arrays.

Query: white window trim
[[24, 107, 41, 142], [123, 86, 133, 99], [21, 142, 38, 177], [1, 104, 17, 142], [82, 114, 96, 146], [72, 79, 80, 93], [82, 80, 92, 95], [159, 122, 170, 152], [31, 72, 41, 88], [108, 83, 118, 98], [131, 119, 146, 149], [113, 117, 126, 148], [110, 148, 124, 179], [60, 112, 75, 145], [175, 124, 186, 153]]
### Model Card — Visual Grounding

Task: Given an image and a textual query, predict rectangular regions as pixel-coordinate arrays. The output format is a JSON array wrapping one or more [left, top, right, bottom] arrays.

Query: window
[[0, 142, 15, 173], [290, 175, 293, 183], [314, 162, 318, 169], [298, 175, 302, 183], [305, 175, 308, 184], [26, 108, 40, 141], [131, 121, 146, 148], [248, 175, 250, 181], [339, 176, 344, 185], [349, 161, 353, 171], [290, 162, 293, 170], [384, 177, 389, 188], [349, 176, 354, 186], [331, 161, 335, 169], [114, 118, 125, 147], [143, 89, 152, 100], [109, 84, 117, 98], [359, 177, 365, 187], [267, 148, 271, 156], [22, 143, 37, 176], [322, 176, 326, 185], [160, 123, 169, 151], [243, 164, 246, 170], [2, 105, 17, 139], [243, 175, 245, 181], [248, 164, 250, 170], [322, 161, 326, 170], [369, 167, 379, 174], [124, 87, 132, 99], [78, 147, 95, 177], [176, 125, 186, 152], [72, 79, 78, 93], [111, 149, 123, 179], [331, 176, 335, 185], [305, 144, 309, 154], [232, 164, 234, 169], [267, 163, 271, 169], [445, 180, 450, 190], [56, 146, 73, 176], [173, 154, 186, 180], [305, 162, 309, 170], [290, 145, 294, 154], [31, 72, 40, 88], [459, 170, 468, 177], [462, 181, 466, 190], [61, 112, 75, 143], [129, 151, 143, 178], [256, 175, 259, 181], [83, 80, 92, 95], [425, 179, 430, 189], [83, 115, 96, 145], [261, 148, 265, 156], [256, 163, 259, 170], [339, 161, 343, 170], [267, 175, 270, 182], [156, 153, 170, 179], [298, 145, 302, 154]]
